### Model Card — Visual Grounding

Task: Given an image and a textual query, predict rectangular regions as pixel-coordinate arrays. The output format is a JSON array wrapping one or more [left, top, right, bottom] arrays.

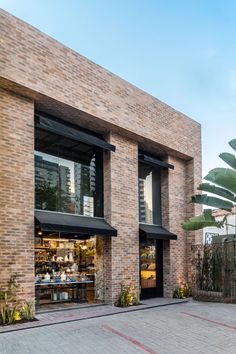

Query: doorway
[[140, 238, 163, 299]]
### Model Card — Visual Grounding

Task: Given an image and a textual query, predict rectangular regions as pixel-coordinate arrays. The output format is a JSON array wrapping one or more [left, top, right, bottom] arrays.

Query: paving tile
[[0, 300, 236, 353]]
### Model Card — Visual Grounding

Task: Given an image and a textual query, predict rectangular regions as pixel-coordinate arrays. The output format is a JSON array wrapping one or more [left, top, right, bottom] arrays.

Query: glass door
[[140, 238, 163, 299]]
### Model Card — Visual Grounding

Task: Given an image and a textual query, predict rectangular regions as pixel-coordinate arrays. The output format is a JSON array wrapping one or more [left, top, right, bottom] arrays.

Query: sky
[[1, 0, 236, 176]]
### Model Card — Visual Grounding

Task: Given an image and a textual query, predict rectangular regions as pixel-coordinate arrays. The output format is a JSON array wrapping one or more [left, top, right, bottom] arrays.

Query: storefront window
[[35, 234, 106, 307], [138, 162, 161, 225], [35, 127, 103, 217]]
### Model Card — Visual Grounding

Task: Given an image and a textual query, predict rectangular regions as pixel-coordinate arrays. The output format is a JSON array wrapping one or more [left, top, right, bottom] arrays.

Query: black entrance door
[[140, 238, 163, 299]]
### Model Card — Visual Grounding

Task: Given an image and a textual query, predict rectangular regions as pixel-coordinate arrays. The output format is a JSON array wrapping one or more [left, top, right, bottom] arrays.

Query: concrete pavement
[[0, 300, 235, 353]]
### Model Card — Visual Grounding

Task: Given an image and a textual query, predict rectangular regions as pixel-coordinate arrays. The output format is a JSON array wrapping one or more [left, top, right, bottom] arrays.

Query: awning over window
[[139, 153, 174, 170], [35, 210, 117, 236], [35, 114, 116, 152], [139, 223, 177, 240]]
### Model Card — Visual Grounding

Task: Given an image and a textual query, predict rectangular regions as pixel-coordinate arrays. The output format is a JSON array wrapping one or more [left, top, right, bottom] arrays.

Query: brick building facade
[[0, 10, 202, 308]]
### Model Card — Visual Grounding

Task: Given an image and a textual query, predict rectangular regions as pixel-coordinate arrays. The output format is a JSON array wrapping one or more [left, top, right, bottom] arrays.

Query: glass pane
[[73, 158, 96, 216], [139, 171, 153, 224], [139, 162, 161, 225], [58, 156, 74, 213], [35, 152, 59, 211], [35, 151, 96, 216], [35, 234, 106, 306], [140, 240, 156, 288]]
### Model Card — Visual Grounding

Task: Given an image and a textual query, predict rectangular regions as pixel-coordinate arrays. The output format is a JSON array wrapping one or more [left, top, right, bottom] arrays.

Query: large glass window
[[35, 126, 103, 217], [138, 162, 161, 225]]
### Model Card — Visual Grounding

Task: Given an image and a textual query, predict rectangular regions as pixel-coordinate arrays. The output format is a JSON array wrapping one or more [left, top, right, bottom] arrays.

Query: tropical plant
[[182, 139, 236, 231]]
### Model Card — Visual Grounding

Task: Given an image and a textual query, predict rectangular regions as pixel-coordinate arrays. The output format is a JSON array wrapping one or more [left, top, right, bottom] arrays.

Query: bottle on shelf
[[61, 271, 66, 282], [45, 272, 50, 281]]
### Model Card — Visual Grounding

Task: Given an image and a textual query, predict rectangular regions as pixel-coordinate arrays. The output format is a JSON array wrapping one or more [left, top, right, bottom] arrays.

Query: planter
[[193, 290, 225, 302], [194, 290, 223, 298]]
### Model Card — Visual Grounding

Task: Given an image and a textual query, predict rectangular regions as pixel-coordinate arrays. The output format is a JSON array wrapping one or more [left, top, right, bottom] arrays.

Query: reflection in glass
[[138, 162, 161, 225], [35, 151, 96, 216], [140, 239, 156, 288]]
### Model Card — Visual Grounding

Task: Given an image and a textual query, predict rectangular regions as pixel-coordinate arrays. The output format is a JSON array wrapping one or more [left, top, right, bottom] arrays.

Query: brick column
[[104, 133, 139, 303], [162, 154, 202, 297], [0, 88, 34, 303]]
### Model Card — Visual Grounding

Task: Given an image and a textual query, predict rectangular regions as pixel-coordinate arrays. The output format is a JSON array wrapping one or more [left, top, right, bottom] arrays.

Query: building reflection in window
[[35, 151, 96, 216], [138, 162, 161, 225]]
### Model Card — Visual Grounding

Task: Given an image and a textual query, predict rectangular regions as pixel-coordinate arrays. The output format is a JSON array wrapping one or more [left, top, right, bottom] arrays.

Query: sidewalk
[[0, 298, 187, 333]]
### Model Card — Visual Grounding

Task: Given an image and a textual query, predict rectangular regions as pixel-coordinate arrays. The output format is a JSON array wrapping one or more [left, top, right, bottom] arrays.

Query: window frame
[[138, 158, 162, 226], [34, 117, 104, 218]]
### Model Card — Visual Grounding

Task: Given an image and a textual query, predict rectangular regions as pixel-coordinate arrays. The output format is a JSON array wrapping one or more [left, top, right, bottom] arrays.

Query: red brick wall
[[0, 9, 202, 304], [0, 88, 35, 302], [0, 9, 200, 160], [104, 133, 139, 302]]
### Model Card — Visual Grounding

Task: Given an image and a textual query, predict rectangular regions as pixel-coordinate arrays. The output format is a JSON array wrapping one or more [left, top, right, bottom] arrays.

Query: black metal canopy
[[139, 153, 174, 170], [139, 223, 177, 240], [35, 114, 116, 152], [35, 210, 117, 236]]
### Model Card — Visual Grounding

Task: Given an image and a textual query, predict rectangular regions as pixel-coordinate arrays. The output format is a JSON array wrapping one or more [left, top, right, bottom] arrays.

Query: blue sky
[[1, 0, 236, 175]]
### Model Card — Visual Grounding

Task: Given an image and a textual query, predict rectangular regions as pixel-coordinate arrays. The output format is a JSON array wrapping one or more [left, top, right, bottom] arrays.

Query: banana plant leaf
[[204, 168, 236, 194], [219, 152, 236, 170], [229, 139, 236, 152], [197, 183, 236, 202], [191, 194, 234, 211], [182, 209, 226, 231]]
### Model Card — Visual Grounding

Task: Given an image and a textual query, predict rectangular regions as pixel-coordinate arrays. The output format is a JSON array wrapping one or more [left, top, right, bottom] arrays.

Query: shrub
[[173, 283, 192, 299], [0, 274, 35, 325], [115, 284, 140, 307], [0, 274, 19, 325]]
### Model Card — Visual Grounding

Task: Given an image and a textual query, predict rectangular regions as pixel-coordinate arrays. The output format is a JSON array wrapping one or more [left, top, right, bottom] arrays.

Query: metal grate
[[191, 235, 236, 302]]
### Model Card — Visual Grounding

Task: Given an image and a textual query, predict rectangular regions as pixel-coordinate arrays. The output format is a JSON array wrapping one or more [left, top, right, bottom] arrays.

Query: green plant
[[20, 301, 35, 321], [173, 283, 192, 299], [182, 139, 236, 231], [115, 284, 137, 307], [0, 273, 19, 325], [0, 302, 17, 325], [132, 287, 141, 305]]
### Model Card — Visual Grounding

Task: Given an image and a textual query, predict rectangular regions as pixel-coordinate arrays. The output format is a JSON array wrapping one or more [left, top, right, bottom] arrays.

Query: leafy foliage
[[197, 183, 236, 202], [173, 283, 192, 299], [182, 209, 226, 231], [191, 194, 233, 211], [0, 274, 35, 325], [205, 168, 236, 195], [0, 274, 19, 325], [182, 138, 236, 231], [229, 139, 236, 151], [219, 153, 236, 170], [115, 284, 140, 307], [20, 301, 35, 321]]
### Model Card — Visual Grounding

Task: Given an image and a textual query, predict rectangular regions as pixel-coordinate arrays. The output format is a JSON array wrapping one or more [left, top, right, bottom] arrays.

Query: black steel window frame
[[34, 114, 105, 218], [139, 236, 164, 299], [138, 158, 162, 226]]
